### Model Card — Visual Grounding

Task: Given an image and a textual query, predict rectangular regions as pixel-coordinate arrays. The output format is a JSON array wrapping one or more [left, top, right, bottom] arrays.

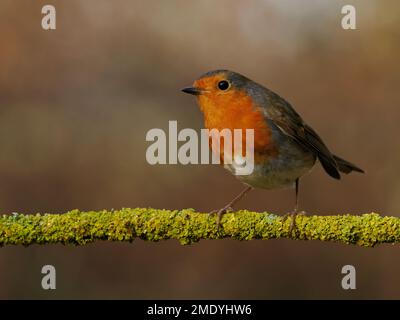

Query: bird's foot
[[209, 205, 234, 228], [282, 210, 306, 233]]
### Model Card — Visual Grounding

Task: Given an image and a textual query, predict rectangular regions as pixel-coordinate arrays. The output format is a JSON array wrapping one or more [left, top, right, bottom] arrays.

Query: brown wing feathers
[[259, 89, 363, 179]]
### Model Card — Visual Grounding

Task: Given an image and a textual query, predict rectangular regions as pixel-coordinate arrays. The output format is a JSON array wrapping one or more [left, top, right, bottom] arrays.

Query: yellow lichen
[[0, 209, 399, 247]]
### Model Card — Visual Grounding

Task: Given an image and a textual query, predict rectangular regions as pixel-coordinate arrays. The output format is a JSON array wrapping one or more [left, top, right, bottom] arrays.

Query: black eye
[[217, 80, 230, 91]]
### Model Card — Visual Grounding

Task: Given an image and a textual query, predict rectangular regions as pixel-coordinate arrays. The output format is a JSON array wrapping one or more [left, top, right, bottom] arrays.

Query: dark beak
[[181, 87, 202, 96]]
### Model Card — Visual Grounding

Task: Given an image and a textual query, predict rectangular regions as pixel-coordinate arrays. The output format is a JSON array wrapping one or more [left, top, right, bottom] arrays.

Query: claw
[[209, 206, 233, 228], [207, 186, 253, 229], [282, 210, 306, 233], [209, 206, 233, 216]]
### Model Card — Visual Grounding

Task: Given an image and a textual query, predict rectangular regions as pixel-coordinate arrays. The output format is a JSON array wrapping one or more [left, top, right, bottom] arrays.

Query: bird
[[181, 70, 364, 230]]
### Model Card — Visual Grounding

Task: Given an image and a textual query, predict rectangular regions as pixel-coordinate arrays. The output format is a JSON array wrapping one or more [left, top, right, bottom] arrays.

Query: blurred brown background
[[0, 0, 399, 299]]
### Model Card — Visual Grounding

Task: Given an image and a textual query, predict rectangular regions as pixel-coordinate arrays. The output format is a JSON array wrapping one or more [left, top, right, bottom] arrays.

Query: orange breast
[[197, 89, 277, 163]]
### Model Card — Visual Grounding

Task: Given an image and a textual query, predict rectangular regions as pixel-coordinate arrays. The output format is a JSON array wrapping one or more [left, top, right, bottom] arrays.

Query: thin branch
[[0, 209, 398, 247]]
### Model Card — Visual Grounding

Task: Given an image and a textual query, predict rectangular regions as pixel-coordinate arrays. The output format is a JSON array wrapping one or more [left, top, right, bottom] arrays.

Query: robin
[[182, 70, 364, 230]]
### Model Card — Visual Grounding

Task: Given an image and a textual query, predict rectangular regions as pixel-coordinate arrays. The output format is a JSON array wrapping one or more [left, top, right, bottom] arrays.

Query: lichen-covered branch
[[0, 208, 399, 247]]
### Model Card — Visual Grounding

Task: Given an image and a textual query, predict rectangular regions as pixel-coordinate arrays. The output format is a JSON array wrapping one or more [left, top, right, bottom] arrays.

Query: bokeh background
[[0, 0, 399, 299]]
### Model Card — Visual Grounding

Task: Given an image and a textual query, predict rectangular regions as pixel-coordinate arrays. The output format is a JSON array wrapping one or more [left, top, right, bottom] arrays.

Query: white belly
[[224, 143, 316, 190]]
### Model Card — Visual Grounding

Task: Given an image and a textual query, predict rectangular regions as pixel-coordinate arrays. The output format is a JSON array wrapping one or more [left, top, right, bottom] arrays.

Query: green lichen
[[0, 209, 399, 247]]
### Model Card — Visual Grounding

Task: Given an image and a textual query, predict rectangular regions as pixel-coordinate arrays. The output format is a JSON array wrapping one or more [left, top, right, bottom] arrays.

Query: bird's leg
[[210, 185, 253, 225], [282, 178, 305, 232]]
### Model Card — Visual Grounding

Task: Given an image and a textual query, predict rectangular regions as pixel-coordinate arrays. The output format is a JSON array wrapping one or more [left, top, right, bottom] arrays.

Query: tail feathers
[[318, 154, 341, 180], [333, 155, 364, 174]]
